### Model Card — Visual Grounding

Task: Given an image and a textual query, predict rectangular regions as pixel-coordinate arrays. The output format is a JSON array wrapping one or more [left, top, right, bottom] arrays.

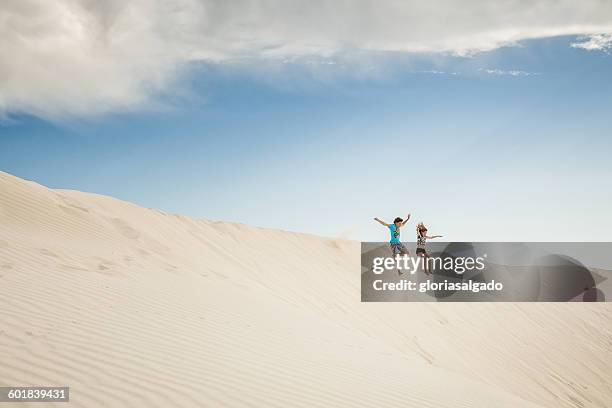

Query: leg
[[416, 251, 425, 274], [417, 250, 430, 275], [423, 252, 431, 275], [389, 245, 403, 275]]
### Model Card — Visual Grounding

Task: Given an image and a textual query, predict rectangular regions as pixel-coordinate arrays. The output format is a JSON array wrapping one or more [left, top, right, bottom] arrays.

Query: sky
[[1, 1, 612, 242]]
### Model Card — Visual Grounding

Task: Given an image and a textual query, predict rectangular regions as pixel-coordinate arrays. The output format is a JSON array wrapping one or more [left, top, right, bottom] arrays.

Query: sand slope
[[0, 170, 611, 407]]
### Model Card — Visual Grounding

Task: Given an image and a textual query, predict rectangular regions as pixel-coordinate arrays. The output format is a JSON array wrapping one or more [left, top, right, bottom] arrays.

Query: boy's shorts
[[390, 243, 409, 256]]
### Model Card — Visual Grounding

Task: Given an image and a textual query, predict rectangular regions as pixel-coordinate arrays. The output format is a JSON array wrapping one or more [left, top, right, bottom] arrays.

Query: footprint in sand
[[94, 257, 118, 273], [59, 264, 88, 272], [109, 218, 140, 239], [38, 248, 60, 258], [57, 194, 90, 213], [25, 330, 47, 340]]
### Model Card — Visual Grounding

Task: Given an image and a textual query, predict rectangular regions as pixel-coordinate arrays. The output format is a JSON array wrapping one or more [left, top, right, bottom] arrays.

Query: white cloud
[[1, 0, 612, 119], [418, 70, 458, 76], [478, 68, 540, 76], [571, 33, 612, 52]]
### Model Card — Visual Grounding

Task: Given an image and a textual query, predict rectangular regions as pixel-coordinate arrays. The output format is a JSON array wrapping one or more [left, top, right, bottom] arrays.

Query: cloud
[[418, 70, 458, 76], [571, 33, 612, 52], [2, 0, 612, 119], [478, 68, 540, 76]]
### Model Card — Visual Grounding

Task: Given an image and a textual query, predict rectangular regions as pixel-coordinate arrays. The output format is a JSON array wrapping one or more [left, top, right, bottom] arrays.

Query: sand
[[0, 170, 611, 407]]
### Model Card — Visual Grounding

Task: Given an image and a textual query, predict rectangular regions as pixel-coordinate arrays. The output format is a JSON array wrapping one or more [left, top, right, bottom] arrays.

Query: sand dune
[[0, 170, 611, 407]]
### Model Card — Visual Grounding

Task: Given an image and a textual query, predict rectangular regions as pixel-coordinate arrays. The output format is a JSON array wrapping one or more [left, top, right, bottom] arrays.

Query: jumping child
[[374, 214, 411, 257], [416, 222, 443, 275]]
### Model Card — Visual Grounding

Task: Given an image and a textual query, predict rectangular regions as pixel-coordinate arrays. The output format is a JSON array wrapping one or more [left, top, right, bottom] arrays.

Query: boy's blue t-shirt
[[388, 224, 401, 244]]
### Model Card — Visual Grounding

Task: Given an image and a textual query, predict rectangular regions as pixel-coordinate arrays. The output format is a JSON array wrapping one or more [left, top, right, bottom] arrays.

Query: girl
[[416, 222, 442, 275]]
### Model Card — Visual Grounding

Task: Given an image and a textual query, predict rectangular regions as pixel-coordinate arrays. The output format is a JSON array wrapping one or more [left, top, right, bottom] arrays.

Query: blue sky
[[1, 35, 611, 241]]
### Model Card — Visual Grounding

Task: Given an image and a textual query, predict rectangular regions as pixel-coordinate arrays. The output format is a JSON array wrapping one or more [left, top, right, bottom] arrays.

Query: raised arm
[[374, 217, 389, 227], [401, 213, 411, 226], [426, 235, 443, 239]]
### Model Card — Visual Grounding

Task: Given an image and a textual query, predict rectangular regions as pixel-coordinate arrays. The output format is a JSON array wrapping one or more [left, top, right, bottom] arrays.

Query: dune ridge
[[0, 170, 611, 407]]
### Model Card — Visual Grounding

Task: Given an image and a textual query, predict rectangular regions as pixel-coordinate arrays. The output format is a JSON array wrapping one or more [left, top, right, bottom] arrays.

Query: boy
[[374, 214, 411, 256]]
